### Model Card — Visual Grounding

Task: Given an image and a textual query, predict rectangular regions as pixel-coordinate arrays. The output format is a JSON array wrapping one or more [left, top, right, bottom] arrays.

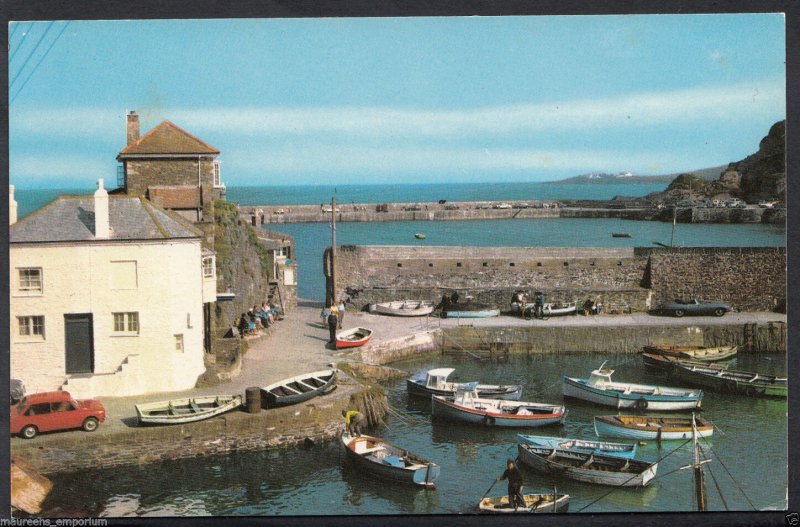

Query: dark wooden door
[[64, 314, 94, 374]]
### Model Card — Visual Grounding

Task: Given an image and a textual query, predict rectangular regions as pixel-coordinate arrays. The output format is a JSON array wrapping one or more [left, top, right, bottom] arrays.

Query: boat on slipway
[[371, 300, 436, 317], [562, 362, 703, 411], [135, 395, 242, 425], [478, 492, 570, 513], [432, 383, 565, 428], [335, 327, 373, 349], [516, 443, 658, 487], [340, 431, 440, 489], [593, 414, 714, 441], [440, 302, 499, 318], [406, 368, 522, 400], [517, 434, 637, 459], [642, 353, 786, 398], [642, 344, 738, 362], [260, 369, 338, 408]]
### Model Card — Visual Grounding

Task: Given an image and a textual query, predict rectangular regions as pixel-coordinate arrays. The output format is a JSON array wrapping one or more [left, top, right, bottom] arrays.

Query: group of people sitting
[[236, 302, 283, 337], [510, 290, 545, 317]]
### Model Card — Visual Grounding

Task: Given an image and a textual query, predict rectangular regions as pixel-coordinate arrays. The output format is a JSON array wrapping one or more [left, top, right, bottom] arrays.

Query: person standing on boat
[[342, 409, 366, 436], [534, 291, 545, 318], [337, 300, 346, 329], [327, 308, 339, 345], [496, 459, 525, 510]]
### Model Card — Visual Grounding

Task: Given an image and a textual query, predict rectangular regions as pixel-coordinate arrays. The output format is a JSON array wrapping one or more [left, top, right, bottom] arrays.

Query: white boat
[[543, 302, 577, 316], [372, 300, 436, 317], [432, 383, 566, 428], [562, 362, 703, 411], [341, 431, 440, 488], [478, 493, 570, 513], [406, 368, 522, 400], [593, 415, 714, 441], [135, 395, 242, 425]]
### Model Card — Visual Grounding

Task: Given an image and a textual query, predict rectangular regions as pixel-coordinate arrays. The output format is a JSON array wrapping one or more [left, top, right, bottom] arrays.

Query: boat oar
[[481, 478, 498, 501]]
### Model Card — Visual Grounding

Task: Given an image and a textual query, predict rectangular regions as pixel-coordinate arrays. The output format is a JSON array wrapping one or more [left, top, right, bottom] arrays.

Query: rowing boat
[[261, 369, 338, 408], [371, 300, 435, 317], [341, 431, 440, 489], [335, 327, 373, 349], [642, 344, 738, 362], [135, 395, 242, 425], [517, 434, 637, 459], [593, 414, 714, 440], [478, 493, 570, 513], [406, 368, 522, 400], [517, 444, 657, 487], [441, 302, 500, 318]]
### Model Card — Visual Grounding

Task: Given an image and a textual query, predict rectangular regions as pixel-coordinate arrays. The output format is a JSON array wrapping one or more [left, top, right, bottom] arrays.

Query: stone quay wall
[[330, 245, 785, 314]]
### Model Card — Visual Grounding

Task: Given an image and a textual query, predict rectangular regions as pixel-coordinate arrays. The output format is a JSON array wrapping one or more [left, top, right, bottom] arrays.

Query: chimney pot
[[127, 110, 140, 146], [94, 179, 110, 239]]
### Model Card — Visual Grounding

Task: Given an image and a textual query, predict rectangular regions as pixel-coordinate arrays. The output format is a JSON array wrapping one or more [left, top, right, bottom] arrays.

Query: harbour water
[[41, 352, 786, 516], [266, 219, 786, 301]]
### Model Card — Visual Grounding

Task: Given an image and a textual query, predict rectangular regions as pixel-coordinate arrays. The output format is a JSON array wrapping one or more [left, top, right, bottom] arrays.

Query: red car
[[10, 391, 106, 439]]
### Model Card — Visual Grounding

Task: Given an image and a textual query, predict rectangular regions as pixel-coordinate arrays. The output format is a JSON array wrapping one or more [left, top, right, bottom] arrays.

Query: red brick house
[[116, 111, 224, 222]]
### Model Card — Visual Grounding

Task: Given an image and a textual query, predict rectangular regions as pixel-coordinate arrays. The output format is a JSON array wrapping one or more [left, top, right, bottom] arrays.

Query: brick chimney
[[126, 110, 140, 145], [94, 179, 110, 239], [9, 185, 17, 225]]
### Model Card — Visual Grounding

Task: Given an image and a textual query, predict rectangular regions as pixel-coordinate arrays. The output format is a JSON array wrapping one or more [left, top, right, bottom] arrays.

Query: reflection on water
[[42, 352, 786, 516]]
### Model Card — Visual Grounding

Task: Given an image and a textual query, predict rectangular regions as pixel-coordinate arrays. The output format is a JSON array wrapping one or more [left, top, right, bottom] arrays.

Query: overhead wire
[[10, 21, 69, 104], [10, 21, 55, 89]]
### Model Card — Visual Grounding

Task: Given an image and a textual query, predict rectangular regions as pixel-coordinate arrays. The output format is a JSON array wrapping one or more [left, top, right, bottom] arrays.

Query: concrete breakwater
[[242, 200, 783, 225]]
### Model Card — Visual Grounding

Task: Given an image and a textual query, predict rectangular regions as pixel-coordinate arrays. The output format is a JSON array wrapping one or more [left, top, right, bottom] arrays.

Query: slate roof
[[117, 121, 220, 157], [10, 196, 202, 243], [148, 185, 202, 209]]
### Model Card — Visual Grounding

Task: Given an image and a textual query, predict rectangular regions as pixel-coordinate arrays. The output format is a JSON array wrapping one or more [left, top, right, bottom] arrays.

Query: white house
[[9, 180, 217, 398]]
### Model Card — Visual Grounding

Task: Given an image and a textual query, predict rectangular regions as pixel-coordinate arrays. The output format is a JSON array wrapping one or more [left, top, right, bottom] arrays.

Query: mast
[[670, 206, 677, 247], [331, 196, 337, 305], [681, 413, 710, 511]]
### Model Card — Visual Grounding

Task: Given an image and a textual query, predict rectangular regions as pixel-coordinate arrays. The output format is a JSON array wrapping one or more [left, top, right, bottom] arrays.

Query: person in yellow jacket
[[342, 409, 366, 436]]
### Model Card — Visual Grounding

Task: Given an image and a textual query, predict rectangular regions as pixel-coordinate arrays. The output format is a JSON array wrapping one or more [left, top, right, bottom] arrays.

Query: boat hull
[[562, 376, 702, 411], [335, 328, 373, 349], [406, 379, 522, 400], [517, 434, 637, 459], [373, 301, 435, 317], [432, 396, 565, 428], [136, 395, 242, 425], [341, 433, 440, 488], [593, 415, 713, 441], [261, 369, 338, 408], [517, 444, 657, 487], [478, 493, 570, 513], [442, 308, 500, 318], [642, 345, 738, 362]]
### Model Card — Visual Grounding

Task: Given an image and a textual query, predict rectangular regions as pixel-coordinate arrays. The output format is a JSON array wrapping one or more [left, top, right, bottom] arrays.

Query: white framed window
[[213, 160, 223, 188], [18, 316, 45, 340], [175, 334, 184, 352], [275, 247, 288, 259], [112, 312, 139, 334], [202, 256, 215, 278], [18, 268, 43, 294]]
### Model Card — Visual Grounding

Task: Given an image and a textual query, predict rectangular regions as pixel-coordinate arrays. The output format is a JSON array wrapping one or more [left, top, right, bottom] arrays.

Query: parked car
[[493, 203, 512, 209], [10, 379, 25, 405], [321, 207, 341, 213], [444, 204, 460, 210], [273, 208, 285, 215], [10, 391, 106, 439], [512, 203, 530, 209], [657, 298, 731, 317], [402, 205, 422, 212]]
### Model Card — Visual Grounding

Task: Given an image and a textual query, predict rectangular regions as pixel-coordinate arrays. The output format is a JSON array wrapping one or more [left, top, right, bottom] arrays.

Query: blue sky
[[8, 15, 786, 189]]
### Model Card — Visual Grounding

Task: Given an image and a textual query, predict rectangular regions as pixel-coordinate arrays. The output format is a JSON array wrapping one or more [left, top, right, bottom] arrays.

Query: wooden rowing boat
[[441, 302, 500, 318], [335, 327, 373, 349], [593, 414, 714, 441], [135, 395, 242, 425], [341, 431, 440, 489], [517, 434, 637, 459], [261, 369, 338, 408], [372, 300, 435, 317], [406, 368, 522, 400], [642, 344, 738, 362], [562, 362, 703, 411], [478, 493, 570, 513], [432, 384, 566, 428], [517, 444, 657, 487]]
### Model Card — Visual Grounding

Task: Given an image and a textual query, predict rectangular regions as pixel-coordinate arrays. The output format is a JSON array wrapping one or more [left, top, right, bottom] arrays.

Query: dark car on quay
[[656, 298, 731, 318]]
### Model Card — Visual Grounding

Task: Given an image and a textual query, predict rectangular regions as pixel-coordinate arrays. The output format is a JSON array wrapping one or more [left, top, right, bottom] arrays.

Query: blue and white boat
[[517, 434, 637, 459], [441, 302, 500, 318], [407, 368, 522, 400], [341, 431, 440, 489], [562, 362, 703, 411]]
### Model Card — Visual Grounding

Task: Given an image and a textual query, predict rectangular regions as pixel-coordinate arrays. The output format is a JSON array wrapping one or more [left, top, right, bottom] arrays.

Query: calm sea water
[[267, 219, 786, 301], [42, 352, 786, 516]]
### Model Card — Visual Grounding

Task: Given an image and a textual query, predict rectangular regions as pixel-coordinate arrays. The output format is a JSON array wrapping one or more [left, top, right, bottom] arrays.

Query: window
[[112, 312, 139, 334], [18, 316, 45, 339], [175, 334, 184, 352], [202, 256, 215, 278], [18, 268, 42, 293], [26, 403, 52, 416], [213, 160, 222, 187]]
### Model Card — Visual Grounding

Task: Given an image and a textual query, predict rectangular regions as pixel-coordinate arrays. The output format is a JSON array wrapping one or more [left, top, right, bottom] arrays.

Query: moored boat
[[612, 233, 632, 238], [562, 362, 703, 411], [517, 444, 657, 487], [441, 302, 499, 318], [543, 301, 577, 316], [341, 431, 440, 489], [478, 493, 570, 513], [335, 327, 373, 349], [517, 434, 637, 459], [432, 383, 566, 428], [261, 369, 338, 408], [415, 232, 426, 240], [372, 300, 435, 317], [406, 368, 522, 400], [642, 344, 737, 362], [593, 414, 714, 441], [135, 395, 242, 425]]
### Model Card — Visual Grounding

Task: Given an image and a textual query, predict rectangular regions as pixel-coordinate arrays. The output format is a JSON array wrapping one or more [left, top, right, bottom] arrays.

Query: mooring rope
[[701, 447, 730, 511], [699, 436, 757, 511]]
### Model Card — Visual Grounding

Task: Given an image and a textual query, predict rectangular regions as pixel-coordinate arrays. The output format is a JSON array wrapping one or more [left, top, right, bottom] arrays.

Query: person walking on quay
[[496, 459, 525, 511], [337, 300, 346, 329], [342, 409, 366, 436], [327, 308, 339, 345]]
